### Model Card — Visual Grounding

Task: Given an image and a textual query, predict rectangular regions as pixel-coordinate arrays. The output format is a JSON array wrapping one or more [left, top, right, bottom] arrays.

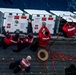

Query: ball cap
[[26, 55, 32, 60]]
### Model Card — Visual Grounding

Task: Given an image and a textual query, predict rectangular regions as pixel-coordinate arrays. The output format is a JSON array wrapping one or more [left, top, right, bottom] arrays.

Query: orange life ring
[[36, 49, 49, 62]]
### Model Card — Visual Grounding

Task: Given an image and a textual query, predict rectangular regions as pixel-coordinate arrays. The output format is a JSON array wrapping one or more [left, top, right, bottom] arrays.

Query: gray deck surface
[[0, 40, 76, 75]]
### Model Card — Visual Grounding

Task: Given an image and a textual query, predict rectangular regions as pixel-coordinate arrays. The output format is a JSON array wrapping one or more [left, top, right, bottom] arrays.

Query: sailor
[[3, 31, 13, 49], [3, 30, 20, 49], [11, 31, 20, 44], [30, 22, 51, 52], [65, 64, 76, 75], [27, 19, 33, 34], [13, 33, 34, 52], [62, 22, 76, 37], [9, 55, 32, 74]]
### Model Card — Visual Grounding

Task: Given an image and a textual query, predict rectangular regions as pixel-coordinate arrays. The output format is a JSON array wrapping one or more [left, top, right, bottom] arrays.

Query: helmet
[[26, 55, 32, 60]]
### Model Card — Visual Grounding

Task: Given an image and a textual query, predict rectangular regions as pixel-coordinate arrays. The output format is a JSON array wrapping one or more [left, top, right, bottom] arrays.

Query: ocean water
[[0, 0, 76, 12]]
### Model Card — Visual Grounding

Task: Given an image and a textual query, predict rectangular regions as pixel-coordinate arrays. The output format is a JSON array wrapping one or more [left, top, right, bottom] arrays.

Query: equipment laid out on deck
[[24, 9, 56, 35], [50, 10, 76, 35], [0, 8, 29, 34]]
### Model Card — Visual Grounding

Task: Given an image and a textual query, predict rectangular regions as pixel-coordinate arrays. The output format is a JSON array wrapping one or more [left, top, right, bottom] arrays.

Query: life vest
[[4, 35, 13, 45], [23, 36, 33, 44], [11, 38, 20, 44], [38, 33, 50, 47], [20, 58, 30, 69], [63, 23, 76, 37], [38, 26, 51, 47]]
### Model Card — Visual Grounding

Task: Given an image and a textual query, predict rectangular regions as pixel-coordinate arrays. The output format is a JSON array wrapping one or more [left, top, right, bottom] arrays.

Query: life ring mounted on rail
[[36, 49, 49, 62]]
